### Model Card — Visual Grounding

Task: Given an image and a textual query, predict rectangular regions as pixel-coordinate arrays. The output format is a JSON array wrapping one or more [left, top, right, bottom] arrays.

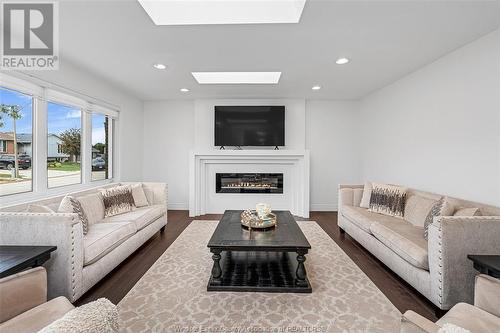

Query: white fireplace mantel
[[189, 150, 310, 218]]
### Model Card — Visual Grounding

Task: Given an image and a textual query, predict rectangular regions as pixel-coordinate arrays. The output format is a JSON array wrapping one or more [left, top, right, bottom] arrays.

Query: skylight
[[138, 0, 306, 25], [191, 72, 282, 84]]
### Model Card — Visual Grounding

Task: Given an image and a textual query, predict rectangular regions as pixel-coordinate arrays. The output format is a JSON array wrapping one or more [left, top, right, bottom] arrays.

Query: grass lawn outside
[[48, 162, 81, 172]]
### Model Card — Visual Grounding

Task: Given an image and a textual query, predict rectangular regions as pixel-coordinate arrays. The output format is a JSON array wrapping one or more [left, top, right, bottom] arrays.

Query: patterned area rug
[[118, 221, 401, 332]]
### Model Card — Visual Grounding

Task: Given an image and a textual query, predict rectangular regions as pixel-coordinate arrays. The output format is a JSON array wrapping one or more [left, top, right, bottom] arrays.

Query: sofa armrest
[[428, 216, 500, 309], [474, 274, 500, 317], [0, 267, 47, 323], [0, 212, 84, 302], [401, 311, 439, 333], [141, 182, 168, 206]]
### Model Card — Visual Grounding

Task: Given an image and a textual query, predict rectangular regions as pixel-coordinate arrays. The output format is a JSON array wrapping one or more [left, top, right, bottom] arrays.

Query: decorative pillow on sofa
[[38, 298, 118, 333], [359, 182, 372, 208], [58, 196, 90, 235], [404, 195, 438, 227], [424, 197, 455, 240], [99, 185, 135, 218], [77, 193, 105, 226], [131, 183, 149, 207], [368, 183, 407, 218], [453, 207, 481, 217]]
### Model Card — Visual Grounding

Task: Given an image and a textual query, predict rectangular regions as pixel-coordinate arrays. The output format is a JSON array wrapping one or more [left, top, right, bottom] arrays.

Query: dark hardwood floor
[[75, 210, 438, 321]]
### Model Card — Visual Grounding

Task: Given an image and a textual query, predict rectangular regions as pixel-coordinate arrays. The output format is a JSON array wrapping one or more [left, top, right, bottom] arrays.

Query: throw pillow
[[404, 195, 438, 227], [38, 298, 118, 333], [26, 204, 55, 213], [368, 183, 407, 218], [131, 183, 149, 207], [453, 207, 481, 217], [424, 197, 455, 240], [77, 193, 105, 226], [58, 196, 90, 235], [359, 182, 372, 208], [99, 185, 135, 218]]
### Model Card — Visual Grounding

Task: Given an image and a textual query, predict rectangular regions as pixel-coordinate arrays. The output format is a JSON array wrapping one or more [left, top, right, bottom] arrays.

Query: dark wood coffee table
[[207, 210, 312, 293]]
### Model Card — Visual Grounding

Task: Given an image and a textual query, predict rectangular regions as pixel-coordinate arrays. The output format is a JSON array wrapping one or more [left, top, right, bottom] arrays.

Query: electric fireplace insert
[[216, 173, 283, 194]]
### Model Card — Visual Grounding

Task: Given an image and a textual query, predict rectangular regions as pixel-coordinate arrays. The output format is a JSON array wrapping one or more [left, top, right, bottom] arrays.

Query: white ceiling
[[58, 0, 500, 100]]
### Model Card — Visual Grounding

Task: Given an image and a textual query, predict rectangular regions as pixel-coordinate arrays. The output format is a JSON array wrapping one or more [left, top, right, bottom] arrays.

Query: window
[[91, 113, 111, 181], [47, 102, 82, 188], [0, 74, 118, 201], [0, 87, 33, 196]]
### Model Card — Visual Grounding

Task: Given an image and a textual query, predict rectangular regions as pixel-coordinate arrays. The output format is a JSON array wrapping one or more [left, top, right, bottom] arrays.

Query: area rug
[[118, 221, 401, 332]]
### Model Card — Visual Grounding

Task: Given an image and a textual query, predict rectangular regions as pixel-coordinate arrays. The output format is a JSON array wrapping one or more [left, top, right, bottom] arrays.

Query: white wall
[[20, 61, 144, 181], [194, 99, 306, 150], [142, 100, 195, 209], [142, 99, 361, 210], [359, 29, 500, 205], [306, 100, 361, 210]]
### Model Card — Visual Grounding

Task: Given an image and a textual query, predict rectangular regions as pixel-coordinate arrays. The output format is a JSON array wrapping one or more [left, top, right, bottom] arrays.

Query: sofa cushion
[[404, 195, 438, 227], [103, 204, 166, 231], [436, 303, 500, 333], [360, 181, 372, 208], [83, 222, 136, 266], [77, 193, 105, 226], [454, 207, 481, 216], [0, 296, 74, 333], [370, 219, 429, 270], [131, 183, 149, 208], [341, 206, 404, 234]]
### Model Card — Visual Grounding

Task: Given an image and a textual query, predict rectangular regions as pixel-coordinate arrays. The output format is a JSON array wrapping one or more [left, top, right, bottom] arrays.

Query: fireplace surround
[[216, 173, 284, 194], [189, 150, 309, 217]]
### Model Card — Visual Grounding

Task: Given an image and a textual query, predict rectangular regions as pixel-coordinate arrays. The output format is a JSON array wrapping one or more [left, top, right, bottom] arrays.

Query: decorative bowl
[[241, 210, 277, 229]]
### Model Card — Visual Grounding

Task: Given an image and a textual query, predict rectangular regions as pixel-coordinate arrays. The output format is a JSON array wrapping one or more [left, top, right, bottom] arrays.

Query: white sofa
[[338, 184, 500, 311], [0, 182, 167, 302]]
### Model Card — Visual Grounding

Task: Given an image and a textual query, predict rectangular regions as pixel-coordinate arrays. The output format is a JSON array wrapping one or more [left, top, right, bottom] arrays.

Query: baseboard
[[168, 203, 338, 212], [168, 203, 189, 210], [310, 203, 338, 211]]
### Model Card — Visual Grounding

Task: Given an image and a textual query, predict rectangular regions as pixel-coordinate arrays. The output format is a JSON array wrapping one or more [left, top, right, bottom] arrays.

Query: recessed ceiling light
[[335, 58, 350, 65], [138, 0, 306, 25], [312, 85, 321, 90], [180, 88, 189, 92], [153, 63, 167, 70], [191, 72, 281, 84]]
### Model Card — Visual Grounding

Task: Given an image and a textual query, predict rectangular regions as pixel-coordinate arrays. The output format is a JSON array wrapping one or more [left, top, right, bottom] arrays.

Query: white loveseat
[[338, 184, 500, 311], [0, 182, 167, 302]]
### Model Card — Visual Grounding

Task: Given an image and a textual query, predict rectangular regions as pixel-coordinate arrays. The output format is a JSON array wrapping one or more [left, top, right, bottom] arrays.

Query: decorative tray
[[241, 210, 277, 229]]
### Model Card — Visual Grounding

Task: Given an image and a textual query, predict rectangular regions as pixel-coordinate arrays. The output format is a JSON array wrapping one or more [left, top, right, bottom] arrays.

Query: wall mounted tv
[[215, 106, 285, 147]]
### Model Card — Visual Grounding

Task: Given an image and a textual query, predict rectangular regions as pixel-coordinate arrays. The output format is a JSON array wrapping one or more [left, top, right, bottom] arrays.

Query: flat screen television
[[215, 106, 285, 147]]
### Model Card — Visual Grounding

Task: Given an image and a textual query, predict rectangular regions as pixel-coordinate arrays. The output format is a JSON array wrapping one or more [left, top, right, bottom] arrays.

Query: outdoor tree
[[93, 142, 106, 154], [0, 104, 22, 177], [59, 128, 81, 162]]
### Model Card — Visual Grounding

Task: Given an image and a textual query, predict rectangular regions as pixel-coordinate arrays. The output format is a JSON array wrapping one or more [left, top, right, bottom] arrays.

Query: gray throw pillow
[[99, 185, 135, 217], [368, 183, 407, 218], [58, 196, 90, 235], [423, 197, 454, 240]]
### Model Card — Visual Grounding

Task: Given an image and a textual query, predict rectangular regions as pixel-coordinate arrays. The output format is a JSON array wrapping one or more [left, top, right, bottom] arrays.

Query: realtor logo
[[1, 1, 59, 70]]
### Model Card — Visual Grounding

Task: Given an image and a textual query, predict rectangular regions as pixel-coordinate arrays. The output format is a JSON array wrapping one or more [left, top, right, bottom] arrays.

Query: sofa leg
[[339, 227, 346, 236], [160, 225, 166, 234]]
